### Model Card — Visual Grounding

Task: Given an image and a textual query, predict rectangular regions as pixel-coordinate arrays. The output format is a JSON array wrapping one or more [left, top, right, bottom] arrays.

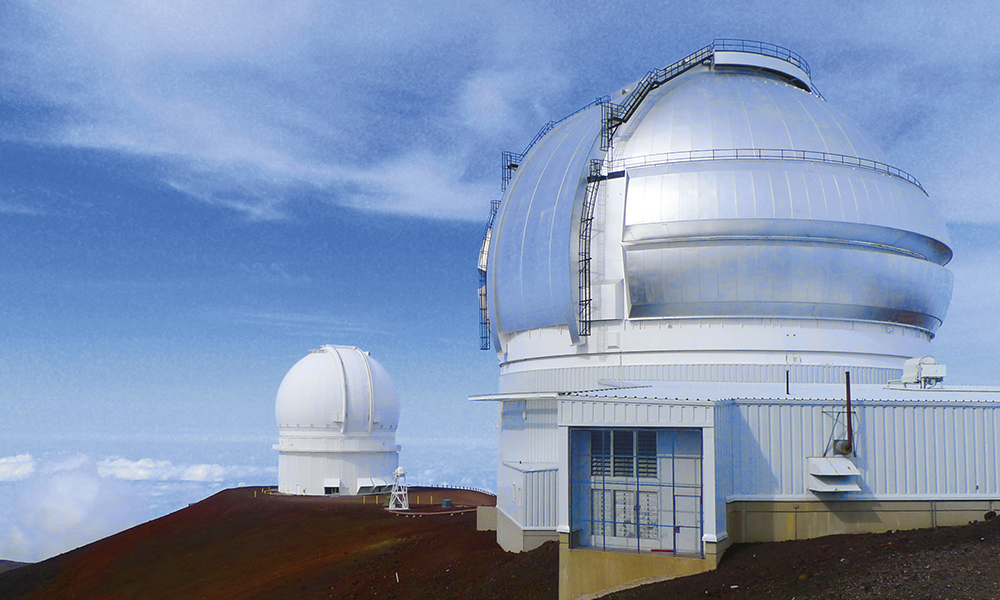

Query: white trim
[[725, 494, 1000, 502], [502, 461, 558, 473], [494, 505, 560, 531], [470, 391, 562, 402]]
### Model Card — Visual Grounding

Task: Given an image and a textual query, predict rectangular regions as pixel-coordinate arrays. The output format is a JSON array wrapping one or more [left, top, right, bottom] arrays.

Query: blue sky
[[2, 1, 1000, 561]]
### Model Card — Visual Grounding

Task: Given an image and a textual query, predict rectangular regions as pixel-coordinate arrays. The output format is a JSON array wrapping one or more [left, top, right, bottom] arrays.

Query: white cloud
[[51, 0, 320, 66], [0, 454, 36, 482], [237, 262, 311, 284], [2, 1, 999, 225], [0, 455, 140, 562], [0, 202, 45, 216], [343, 152, 495, 221], [97, 457, 238, 482], [457, 67, 568, 138], [224, 309, 384, 337], [0, 1, 569, 222]]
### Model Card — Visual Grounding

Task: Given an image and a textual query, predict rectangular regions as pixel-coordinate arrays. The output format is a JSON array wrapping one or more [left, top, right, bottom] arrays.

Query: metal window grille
[[637, 431, 658, 478], [612, 430, 634, 477]]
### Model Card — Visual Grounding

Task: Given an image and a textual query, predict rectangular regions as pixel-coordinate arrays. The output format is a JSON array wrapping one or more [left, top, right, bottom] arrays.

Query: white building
[[474, 40, 1000, 600], [275, 345, 399, 496]]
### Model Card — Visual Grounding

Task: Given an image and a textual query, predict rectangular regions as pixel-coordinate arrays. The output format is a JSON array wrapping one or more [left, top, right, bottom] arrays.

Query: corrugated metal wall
[[499, 399, 559, 463], [523, 469, 558, 528], [500, 364, 900, 393], [497, 399, 560, 530], [497, 462, 558, 529], [713, 400, 735, 534], [560, 398, 713, 427], [722, 399, 1000, 499]]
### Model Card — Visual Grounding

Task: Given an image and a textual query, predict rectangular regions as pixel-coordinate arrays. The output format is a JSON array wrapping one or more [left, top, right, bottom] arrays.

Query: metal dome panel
[[625, 244, 953, 331], [482, 40, 954, 358], [622, 163, 951, 258], [275, 346, 399, 434], [618, 68, 885, 161], [489, 105, 602, 337]]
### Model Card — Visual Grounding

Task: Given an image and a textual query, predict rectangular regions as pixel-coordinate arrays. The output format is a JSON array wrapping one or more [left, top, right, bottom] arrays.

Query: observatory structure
[[473, 40, 1000, 599], [275, 345, 399, 496]]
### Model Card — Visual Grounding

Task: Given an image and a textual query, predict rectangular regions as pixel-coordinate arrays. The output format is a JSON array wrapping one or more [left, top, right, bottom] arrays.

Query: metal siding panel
[[987, 408, 998, 492], [924, 406, 937, 494], [963, 408, 976, 492], [944, 407, 956, 493], [874, 406, 895, 494], [778, 404, 790, 494], [903, 406, 916, 494], [884, 405, 895, 495], [971, 408, 983, 492]]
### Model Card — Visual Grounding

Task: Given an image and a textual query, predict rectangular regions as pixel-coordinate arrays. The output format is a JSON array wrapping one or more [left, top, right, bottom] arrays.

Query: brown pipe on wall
[[845, 371, 853, 454]]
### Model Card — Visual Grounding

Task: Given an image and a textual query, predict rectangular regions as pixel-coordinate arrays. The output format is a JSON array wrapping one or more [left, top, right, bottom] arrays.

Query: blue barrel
[[442, 499, 452, 508]]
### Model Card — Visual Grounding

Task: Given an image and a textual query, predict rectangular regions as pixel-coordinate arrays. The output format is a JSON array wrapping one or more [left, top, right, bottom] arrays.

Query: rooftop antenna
[[388, 467, 409, 510]]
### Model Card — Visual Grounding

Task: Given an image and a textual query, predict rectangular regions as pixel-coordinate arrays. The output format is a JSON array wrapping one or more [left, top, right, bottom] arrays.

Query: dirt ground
[[0, 487, 558, 600], [2, 489, 999, 600], [609, 514, 1000, 600], [0, 563, 27, 576]]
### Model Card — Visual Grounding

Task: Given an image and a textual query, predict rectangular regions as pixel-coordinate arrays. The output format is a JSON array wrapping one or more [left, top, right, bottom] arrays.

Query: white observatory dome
[[483, 40, 954, 390], [274, 345, 399, 496], [275, 345, 399, 434]]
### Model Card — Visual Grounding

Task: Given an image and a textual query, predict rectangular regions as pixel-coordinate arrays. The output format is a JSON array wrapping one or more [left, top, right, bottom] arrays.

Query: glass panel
[[614, 490, 636, 538], [592, 489, 613, 538], [638, 490, 658, 540]]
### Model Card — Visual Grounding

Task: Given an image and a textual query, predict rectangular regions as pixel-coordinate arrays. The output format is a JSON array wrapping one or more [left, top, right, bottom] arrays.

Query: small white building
[[474, 39, 1000, 600], [274, 345, 399, 496]]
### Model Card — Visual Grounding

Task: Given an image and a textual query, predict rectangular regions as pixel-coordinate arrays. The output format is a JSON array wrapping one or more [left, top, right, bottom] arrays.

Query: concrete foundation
[[556, 498, 1000, 600], [558, 532, 723, 600], [496, 507, 559, 553], [727, 499, 1000, 544], [477, 506, 497, 531]]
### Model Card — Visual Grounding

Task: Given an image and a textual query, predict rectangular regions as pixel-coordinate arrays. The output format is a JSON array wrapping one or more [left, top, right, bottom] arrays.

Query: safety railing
[[602, 44, 714, 149], [712, 38, 811, 76], [479, 199, 500, 350], [577, 160, 603, 337], [604, 147, 925, 193], [504, 40, 819, 186], [501, 96, 608, 191]]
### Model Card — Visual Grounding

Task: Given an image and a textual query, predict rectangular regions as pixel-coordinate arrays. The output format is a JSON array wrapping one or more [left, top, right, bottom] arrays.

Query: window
[[570, 427, 703, 555], [591, 430, 611, 476], [637, 430, 657, 478], [590, 430, 658, 479], [613, 431, 634, 477]]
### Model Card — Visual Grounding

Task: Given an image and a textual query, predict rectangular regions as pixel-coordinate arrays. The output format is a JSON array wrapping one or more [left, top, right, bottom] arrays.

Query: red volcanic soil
[[609, 515, 1000, 600], [0, 563, 27, 576], [4, 488, 999, 600], [0, 487, 557, 600]]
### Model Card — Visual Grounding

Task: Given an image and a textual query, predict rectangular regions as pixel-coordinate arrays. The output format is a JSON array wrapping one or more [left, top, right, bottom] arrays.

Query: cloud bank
[[0, 453, 272, 562]]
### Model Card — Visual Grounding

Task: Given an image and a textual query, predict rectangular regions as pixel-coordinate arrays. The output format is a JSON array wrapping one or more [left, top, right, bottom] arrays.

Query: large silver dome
[[616, 67, 952, 330], [483, 40, 953, 387]]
